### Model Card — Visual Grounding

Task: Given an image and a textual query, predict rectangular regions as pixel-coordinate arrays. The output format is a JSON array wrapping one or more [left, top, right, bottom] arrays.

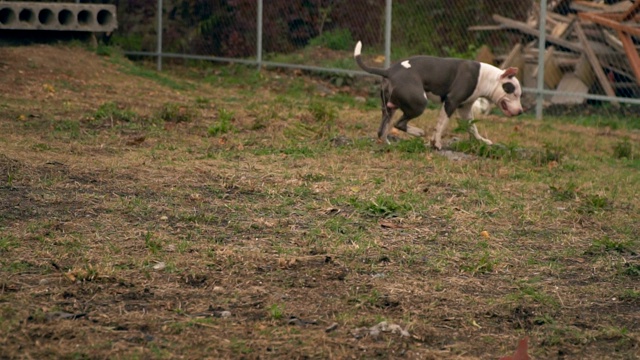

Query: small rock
[[330, 135, 352, 147], [220, 311, 232, 318], [152, 262, 166, 270]]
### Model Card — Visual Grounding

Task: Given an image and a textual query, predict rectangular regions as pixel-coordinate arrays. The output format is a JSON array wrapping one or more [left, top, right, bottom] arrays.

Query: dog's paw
[[377, 136, 392, 145], [430, 138, 443, 151], [406, 125, 425, 137]]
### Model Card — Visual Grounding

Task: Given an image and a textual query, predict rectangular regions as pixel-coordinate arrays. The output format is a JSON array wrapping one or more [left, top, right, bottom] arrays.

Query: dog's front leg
[[430, 106, 450, 150], [458, 103, 493, 145]]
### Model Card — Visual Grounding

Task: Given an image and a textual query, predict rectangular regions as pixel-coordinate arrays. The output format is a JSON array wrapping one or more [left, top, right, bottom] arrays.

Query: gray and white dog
[[354, 41, 523, 149]]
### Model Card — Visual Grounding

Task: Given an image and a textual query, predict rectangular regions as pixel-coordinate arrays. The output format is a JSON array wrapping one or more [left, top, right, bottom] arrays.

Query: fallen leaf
[[499, 337, 530, 360], [379, 220, 403, 229], [373, 55, 386, 64]]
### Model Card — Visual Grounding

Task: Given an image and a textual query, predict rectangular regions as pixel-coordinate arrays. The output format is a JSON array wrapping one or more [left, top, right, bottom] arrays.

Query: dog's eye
[[502, 83, 516, 94]]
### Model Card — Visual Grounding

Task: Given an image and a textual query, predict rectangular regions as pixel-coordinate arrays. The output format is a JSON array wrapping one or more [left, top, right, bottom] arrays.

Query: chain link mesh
[[112, 0, 640, 117]]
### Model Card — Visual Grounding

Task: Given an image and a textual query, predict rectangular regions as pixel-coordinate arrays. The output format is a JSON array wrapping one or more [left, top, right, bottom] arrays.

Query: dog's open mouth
[[499, 100, 511, 116]]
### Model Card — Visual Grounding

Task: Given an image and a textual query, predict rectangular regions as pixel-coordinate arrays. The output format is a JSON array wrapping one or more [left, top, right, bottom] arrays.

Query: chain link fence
[[110, 0, 640, 119]]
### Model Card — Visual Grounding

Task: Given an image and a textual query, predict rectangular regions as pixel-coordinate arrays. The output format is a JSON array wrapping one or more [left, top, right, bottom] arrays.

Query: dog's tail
[[354, 41, 389, 78]]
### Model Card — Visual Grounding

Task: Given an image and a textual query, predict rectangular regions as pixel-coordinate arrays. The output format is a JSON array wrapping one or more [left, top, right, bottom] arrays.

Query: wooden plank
[[578, 12, 640, 37], [492, 14, 582, 52], [532, 46, 564, 89], [475, 45, 495, 65], [622, 0, 640, 21], [548, 12, 574, 24], [602, 29, 624, 52], [501, 43, 522, 68], [467, 25, 504, 31], [574, 55, 596, 87], [572, 0, 633, 13], [596, 13, 640, 22], [550, 19, 573, 39], [618, 30, 640, 85], [574, 24, 619, 106]]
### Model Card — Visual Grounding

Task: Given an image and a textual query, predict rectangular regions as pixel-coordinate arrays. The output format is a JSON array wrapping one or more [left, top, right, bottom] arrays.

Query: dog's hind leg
[[378, 84, 396, 144], [393, 91, 427, 137], [378, 105, 396, 144], [457, 103, 493, 145]]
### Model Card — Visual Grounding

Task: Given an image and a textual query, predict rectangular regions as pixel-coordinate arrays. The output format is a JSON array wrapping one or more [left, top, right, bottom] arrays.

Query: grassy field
[[1, 44, 639, 359]]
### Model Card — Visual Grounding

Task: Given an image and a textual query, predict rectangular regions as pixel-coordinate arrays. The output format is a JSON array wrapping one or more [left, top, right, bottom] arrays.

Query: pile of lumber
[[471, 0, 640, 107]]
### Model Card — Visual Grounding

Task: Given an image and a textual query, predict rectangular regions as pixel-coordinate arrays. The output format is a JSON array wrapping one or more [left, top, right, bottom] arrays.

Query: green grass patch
[[586, 237, 636, 255], [94, 101, 138, 123]]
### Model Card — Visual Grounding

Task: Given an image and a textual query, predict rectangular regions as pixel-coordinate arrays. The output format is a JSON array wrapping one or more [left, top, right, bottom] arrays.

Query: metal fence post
[[535, 0, 548, 120], [257, 0, 263, 70], [156, 0, 163, 72], [384, 0, 392, 68]]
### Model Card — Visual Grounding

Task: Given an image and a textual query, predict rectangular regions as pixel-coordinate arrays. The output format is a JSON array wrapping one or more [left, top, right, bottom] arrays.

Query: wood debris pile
[[471, 0, 640, 108]]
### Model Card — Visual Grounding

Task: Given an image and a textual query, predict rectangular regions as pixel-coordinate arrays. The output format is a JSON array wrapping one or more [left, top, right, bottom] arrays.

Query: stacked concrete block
[[0, 1, 117, 32]]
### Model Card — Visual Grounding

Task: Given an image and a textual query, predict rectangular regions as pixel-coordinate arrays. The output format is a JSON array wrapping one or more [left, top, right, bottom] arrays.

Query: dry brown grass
[[0, 44, 639, 359]]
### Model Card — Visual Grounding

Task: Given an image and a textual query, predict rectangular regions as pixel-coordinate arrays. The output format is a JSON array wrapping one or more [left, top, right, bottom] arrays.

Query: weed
[[309, 28, 354, 51], [509, 285, 558, 307], [622, 263, 640, 277], [0, 236, 17, 252], [394, 137, 427, 154], [549, 183, 578, 201], [351, 195, 410, 218], [460, 252, 498, 275], [586, 237, 635, 255], [144, 231, 162, 254], [618, 289, 640, 301], [158, 102, 198, 123], [308, 101, 337, 125], [268, 304, 285, 320], [531, 142, 565, 165], [110, 55, 193, 91], [95, 43, 114, 57], [195, 96, 210, 106], [31, 143, 51, 151], [613, 138, 633, 159], [6, 260, 34, 273], [5, 172, 14, 187], [230, 338, 253, 354], [578, 194, 612, 214], [208, 108, 235, 136], [450, 139, 519, 159], [94, 101, 137, 123], [53, 119, 80, 138], [300, 173, 326, 182]]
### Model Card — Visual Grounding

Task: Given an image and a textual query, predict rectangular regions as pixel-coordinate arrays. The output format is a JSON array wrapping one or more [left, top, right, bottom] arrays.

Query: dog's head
[[493, 67, 523, 117]]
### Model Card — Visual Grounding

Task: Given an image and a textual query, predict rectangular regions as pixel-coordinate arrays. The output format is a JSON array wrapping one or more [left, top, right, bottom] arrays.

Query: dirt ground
[[0, 44, 639, 359]]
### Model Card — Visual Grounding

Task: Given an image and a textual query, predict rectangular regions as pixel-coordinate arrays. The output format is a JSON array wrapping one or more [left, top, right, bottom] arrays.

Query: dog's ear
[[500, 67, 518, 79]]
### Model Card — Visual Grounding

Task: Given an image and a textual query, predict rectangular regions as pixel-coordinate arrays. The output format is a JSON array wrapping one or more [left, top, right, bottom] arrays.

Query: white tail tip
[[354, 41, 362, 58]]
